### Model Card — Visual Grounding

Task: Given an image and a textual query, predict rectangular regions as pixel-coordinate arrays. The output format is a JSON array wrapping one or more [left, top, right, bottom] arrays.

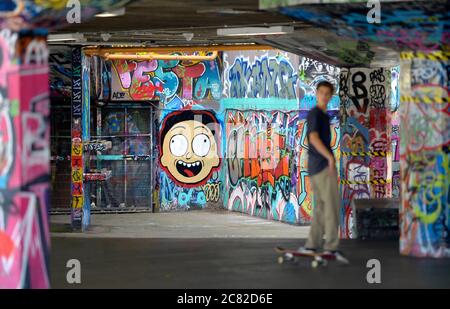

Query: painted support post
[[399, 51, 450, 257], [0, 29, 50, 288], [71, 47, 83, 230], [339, 67, 392, 238], [81, 52, 91, 231]]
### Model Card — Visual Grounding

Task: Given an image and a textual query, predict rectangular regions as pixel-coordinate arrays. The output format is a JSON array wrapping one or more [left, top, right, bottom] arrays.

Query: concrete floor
[[50, 209, 450, 289], [51, 208, 310, 238]]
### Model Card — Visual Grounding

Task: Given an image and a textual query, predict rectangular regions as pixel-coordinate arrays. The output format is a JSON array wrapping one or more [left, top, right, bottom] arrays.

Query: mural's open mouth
[[176, 160, 202, 178]]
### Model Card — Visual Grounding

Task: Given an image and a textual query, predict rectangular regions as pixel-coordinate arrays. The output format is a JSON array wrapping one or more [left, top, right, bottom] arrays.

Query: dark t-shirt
[[306, 107, 333, 175]]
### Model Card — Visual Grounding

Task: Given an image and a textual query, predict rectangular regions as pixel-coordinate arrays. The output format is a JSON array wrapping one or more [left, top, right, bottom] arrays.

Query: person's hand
[[328, 157, 336, 176]]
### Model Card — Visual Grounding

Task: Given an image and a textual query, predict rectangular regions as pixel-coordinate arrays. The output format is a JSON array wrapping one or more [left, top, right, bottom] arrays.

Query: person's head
[[159, 109, 221, 187], [316, 81, 334, 108]]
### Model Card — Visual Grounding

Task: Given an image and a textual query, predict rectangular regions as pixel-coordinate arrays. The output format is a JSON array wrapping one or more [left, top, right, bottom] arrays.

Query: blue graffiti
[[159, 173, 207, 210], [152, 60, 180, 103], [194, 60, 222, 100], [228, 55, 298, 99]]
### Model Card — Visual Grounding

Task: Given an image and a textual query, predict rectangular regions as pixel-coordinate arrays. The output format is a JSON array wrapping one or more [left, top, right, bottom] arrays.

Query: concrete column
[[339, 67, 392, 238], [0, 29, 50, 288], [70, 47, 83, 230], [399, 51, 450, 257]]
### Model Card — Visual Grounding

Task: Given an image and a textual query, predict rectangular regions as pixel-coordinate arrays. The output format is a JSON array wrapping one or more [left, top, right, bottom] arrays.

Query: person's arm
[[308, 132, 336, 174]]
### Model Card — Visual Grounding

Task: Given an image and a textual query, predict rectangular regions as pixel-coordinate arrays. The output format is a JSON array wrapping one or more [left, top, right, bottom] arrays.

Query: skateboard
[[274, 246, 349, 268]]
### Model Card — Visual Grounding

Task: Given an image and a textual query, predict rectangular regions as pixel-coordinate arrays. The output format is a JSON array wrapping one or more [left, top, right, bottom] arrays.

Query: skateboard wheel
[[311, 260, 319, 268], [278, 256, 284, 264], [322, 260, 328, 267]]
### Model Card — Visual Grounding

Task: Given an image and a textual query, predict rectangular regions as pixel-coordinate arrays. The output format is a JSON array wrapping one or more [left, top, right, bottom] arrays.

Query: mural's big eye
[[192, 134, 211, 157], [170, 134, 188, 157]]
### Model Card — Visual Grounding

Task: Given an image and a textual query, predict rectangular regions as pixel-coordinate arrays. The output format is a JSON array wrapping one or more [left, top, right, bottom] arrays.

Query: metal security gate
[[93, 102, 158, 210]]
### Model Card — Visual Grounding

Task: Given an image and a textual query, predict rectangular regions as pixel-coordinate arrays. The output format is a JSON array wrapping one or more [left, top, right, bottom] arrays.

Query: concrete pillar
[[0, 29, 50, 288], [71, 48, 91, 231], [70, 47, 83, 230], [339, 67, 392, 238], [399, 51, 450, 257]]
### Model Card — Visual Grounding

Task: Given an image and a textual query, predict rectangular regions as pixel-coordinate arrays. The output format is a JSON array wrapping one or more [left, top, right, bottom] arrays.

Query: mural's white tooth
[[196, 162, 200, 166], [187, 163, 191, 167]]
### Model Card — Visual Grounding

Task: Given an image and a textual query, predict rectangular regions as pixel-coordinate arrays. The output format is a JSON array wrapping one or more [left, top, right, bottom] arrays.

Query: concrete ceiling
[[50, 0, 400, 68], [55, 0, 296, 33]]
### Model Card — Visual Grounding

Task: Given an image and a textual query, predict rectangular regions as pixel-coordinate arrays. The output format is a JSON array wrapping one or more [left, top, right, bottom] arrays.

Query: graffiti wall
[[339, 67, 392, 238], [111, 54, 221, 106], [224, 110, 340, 224], [49, 46, 72, 98], [222, 50, 340, 110], [109, 49, 341, 218], [399, 52, 450, 257], [222, 50, 340, 224], [110, 53, 223, 211], [0, 29, 50, 288]]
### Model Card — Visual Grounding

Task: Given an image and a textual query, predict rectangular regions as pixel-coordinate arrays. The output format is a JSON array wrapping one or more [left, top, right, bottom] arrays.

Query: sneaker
[[323, 250, 349, 264], [297, 247, 317, 254]]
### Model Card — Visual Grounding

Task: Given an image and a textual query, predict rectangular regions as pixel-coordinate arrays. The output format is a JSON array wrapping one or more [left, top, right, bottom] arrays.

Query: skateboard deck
[[274, 246, 349, 267]]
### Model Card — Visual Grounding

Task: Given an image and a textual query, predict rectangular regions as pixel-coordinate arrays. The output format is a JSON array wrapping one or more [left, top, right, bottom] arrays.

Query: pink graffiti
[[0, 193, 49, 288], [114, 59, 137, 88], [113, 60, 163, 100], [0, 36, 50, 288], [377, 29, 440, 51]]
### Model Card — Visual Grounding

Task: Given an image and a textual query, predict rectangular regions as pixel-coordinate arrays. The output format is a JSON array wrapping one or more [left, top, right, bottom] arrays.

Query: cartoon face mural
[[159, 110, 221, 187]]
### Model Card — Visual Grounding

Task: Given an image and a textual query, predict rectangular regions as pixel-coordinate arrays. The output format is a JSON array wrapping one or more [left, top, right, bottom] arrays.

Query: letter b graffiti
[[66, 259, 81, 284]]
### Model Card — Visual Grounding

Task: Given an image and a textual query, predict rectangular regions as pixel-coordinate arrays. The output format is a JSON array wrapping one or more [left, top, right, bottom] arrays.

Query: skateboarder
[[297, 80, 348, 264]]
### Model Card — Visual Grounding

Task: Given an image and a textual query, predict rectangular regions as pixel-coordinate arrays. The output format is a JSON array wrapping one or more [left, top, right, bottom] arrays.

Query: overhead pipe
[[102, 50, 219, 61], [84, 44, 274, 56]]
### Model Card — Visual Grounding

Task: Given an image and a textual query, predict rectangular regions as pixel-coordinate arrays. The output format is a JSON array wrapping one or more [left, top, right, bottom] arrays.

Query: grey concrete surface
[[51, 209, 310, 238], [50, 210, 450, 289], [51, 237, 450, 289]]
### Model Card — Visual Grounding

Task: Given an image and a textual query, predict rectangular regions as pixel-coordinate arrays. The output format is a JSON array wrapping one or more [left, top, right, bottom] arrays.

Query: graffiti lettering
[[228, 55, 297, 99], [202, 182, 221, 203]]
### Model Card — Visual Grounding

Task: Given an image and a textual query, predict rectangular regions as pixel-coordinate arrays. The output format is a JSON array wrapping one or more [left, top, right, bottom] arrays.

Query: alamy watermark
[[366, 259, 382, 284], [367, 0, 381, 24], [66, 259, 81, 284]]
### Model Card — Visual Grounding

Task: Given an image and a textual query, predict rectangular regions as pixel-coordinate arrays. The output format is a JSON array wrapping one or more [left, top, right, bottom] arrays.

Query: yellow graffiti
[[71, 169, 83, 182], [349, 135, 366, 152], [409, 153, 448, 225], [413, 197, 442, 225], [35, 0, 67, 10], [202, 182, 221, 202], [72, 195, 83, 209], [71, 144, 82, 156]]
